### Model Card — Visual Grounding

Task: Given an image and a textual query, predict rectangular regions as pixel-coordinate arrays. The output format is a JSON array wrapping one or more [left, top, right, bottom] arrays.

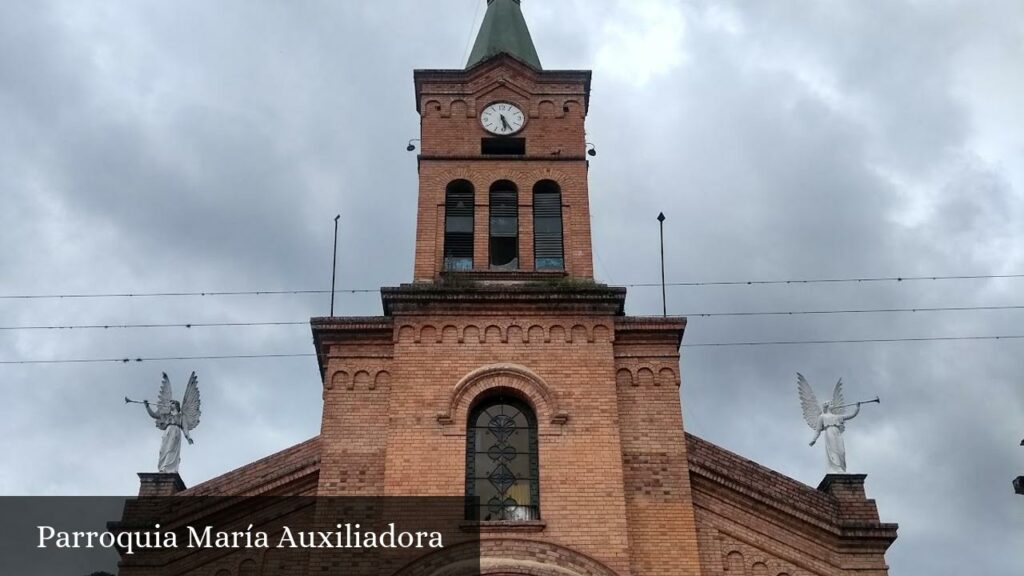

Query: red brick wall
[[687, 438, 897, 576], [414, 159, 593, 281], [614, 318, 703, 576], [412, 60, 594, 282], [328, 312, 633, 575]]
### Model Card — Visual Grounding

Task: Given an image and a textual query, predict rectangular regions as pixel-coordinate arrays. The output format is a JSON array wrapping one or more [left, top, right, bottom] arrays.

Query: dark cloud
[[1, 1, 1021, 573]]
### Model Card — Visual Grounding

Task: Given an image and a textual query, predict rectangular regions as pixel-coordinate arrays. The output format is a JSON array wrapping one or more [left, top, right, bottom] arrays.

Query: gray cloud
[[1, 1, 1022, 573]]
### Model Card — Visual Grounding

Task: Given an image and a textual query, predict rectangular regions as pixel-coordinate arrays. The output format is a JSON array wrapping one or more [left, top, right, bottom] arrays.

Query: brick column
[[818, 474, 881, 523], [136, 472, 185, 497], [818, 474, 896, 575]]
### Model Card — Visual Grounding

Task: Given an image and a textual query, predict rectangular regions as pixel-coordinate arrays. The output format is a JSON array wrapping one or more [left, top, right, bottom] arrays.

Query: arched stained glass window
[[466, 396, 539, 521]]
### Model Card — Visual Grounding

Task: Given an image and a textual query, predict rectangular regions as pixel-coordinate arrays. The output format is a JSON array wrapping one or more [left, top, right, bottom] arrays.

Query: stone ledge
[[459, 520, 546, 533], [817, 473, 868, 494], [137, 472, 185, 497], [381, 283, 626, 316]]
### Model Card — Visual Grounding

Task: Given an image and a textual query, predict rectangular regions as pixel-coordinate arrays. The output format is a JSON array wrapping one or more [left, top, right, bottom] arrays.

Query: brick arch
[[422, 99, 443, 117], [432, 168, 572, 195], [562, 99, 583, 118], [528, 167, 571, 187], [329, 370, 350, 391], [450, 99, 469, 118], [437, 364, 568, 432], [354, 371, 371, 389], [616, 368, 634, 388], [434, 167, 479, 187], [484, 325, 504, 343], [394, 539, 621, 576], [658, 367, 678, 387], [637, 367, 655, 387]]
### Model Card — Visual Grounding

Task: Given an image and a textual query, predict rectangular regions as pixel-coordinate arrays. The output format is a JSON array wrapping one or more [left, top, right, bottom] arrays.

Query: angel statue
[[126, 372, 201, 474], [797, 373, 879, 475]]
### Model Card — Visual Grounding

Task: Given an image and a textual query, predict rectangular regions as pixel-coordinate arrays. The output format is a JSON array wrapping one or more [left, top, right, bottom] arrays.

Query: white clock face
[[481, 102, 526, 136]]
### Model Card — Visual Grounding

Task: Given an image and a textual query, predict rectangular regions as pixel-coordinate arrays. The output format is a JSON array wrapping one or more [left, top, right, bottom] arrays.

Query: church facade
[[125, 2, 897, 574]]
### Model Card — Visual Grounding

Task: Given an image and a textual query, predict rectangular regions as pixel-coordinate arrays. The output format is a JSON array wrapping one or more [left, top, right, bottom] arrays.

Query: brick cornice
[[418, 155, 587, 162], [310, 317, 394, 379], [414, 55, 592, 113], [615, 316, 688, 349], [380, 283, 626, 316]]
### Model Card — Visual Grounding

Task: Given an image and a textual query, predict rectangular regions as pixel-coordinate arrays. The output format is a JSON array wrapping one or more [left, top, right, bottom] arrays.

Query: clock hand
[[500, 115, 511, 132]]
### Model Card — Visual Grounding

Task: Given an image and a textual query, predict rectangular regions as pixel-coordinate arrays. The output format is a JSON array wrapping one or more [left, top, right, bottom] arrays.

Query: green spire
[[466, 0, 542, 70]]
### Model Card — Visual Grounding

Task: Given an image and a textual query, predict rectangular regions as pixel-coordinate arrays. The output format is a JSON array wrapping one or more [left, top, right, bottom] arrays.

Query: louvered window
[[489, 181, 519, 270], [533, 181, 564, 270], [444, 181, 474, 271]]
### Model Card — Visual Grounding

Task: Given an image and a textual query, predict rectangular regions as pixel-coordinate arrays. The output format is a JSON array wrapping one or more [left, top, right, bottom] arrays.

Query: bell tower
[[412, 0, 594, 282], [314, 2, 705, 575]]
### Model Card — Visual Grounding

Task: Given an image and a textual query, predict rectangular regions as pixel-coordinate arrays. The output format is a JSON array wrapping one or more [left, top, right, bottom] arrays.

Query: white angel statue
[[798, 373, 877, 475], [129, 372, 201, 474]]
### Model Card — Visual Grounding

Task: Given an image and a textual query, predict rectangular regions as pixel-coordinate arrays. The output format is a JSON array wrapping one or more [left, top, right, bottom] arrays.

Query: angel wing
[[831, 378, 846, 416], [157, 373, 174, 417], [797, 373, 822, 430], [180, 371, 201, 433]]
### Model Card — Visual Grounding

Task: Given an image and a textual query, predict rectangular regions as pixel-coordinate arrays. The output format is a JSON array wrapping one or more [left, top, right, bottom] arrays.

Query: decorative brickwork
[[413, 57, 594, 282], [123, 22, 897, 576]]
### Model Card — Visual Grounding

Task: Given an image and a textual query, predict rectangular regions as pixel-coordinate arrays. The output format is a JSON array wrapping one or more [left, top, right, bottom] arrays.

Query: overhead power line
[[681, 304, 1024, 318], [0, 321, 309, 331], [0, 354, 317, 365], [685, 335, 1024, 347], [2, 304, 1023, 332], [0, 289, 377, 300], [2, 334, 1023, 365], [2, 273, 1023, 301], [626, 273, 1024, 288]]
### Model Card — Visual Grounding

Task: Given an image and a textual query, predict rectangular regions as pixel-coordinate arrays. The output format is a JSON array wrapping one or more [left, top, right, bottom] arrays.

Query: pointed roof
[[466, 0, 542, 70]]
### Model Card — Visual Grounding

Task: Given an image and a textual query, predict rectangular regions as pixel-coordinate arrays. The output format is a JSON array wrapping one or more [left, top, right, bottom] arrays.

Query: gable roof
[[179, 436, 320, 497]]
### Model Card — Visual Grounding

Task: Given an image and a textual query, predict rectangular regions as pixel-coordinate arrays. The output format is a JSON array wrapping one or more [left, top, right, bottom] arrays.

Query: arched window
[[466, 395, 539, 521], [489, 181, 519, 270], [533, 180, 564, 270], [444, 180, 474, 271]]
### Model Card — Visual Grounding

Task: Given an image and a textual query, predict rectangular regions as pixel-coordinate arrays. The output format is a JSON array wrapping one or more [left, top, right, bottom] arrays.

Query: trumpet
[[831, 396, 881, 411]]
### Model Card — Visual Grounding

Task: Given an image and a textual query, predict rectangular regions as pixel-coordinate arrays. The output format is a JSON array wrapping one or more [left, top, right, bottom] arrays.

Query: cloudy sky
[[1, 0, 1022, 573]]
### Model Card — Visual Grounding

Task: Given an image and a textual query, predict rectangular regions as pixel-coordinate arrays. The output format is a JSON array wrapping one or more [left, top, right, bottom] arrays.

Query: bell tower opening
[[412, 0, 593, 282], [444, 180, 475, 271], [489, 181, 520, 270]]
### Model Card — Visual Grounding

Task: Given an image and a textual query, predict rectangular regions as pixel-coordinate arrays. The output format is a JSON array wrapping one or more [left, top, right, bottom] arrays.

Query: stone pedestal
[[1015, 476, 1023, 495], [137, 472, 185, 497]]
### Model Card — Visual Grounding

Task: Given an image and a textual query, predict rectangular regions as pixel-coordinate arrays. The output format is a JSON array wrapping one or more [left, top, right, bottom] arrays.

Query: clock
[[480, 102, 526, 136]]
